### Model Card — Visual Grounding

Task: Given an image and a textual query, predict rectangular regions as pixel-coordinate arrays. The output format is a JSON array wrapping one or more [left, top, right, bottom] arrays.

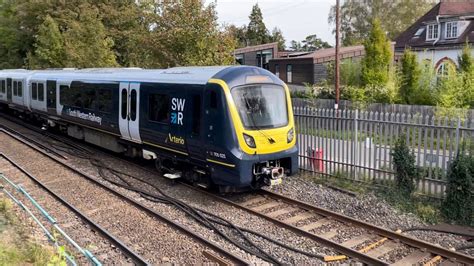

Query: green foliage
[[400, 49, 421, 104], [441, 152, 473, 225], [0, 0, 236, 69], [391, 135, 419, 195], [246, 4, 270, 46], [290, 34, 331, 52], [458, 40, 474, 74], [361, 18, 393, 87], [328, 0, 435, 46], [270, 27, 286, 50], [413, 59, 437, 105]]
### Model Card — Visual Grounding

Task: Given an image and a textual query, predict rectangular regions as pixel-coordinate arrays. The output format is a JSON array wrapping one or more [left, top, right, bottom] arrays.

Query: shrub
[[391, 135, 419, 195], [441, 152, 473, 225]]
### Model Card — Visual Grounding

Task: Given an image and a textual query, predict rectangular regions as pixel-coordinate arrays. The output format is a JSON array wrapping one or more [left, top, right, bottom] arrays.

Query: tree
[[270, 27, 285, 50], [399, 49, 421, 104], [228, 24, 248, 48], [144, 0, 236, 67], [361, 18, 392, 87], [27, 15, 65, 68], [246, 4, 270, 46], [301, 34, 331, 51], [328, 0, 435, 46], [459, 40, 474, 74], [62, 4, 118, 67], [290, 40, 302, 51]]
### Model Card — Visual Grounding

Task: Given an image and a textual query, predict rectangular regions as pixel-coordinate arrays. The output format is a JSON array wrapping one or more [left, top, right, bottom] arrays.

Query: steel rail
[[0, 151, 149, 266], [0, 127, 249, 265], [259, 189, 474, 265]]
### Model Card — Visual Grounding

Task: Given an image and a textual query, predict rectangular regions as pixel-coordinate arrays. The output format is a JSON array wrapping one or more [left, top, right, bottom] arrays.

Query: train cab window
[[38, 83, 44, 101], [32, 83, 38, 100], [13, 81, 17, 96], [121, 89, 127, 119], [130, 89, 137, 121], [18, 81, 22, 97], [210, 91, 218, 109], [192, 95, 201, 136], [148, 93, 170, 123]]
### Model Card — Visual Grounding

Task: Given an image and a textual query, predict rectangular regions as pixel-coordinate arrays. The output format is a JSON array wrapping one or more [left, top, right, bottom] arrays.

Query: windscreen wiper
[[243, 93, 275, 144]]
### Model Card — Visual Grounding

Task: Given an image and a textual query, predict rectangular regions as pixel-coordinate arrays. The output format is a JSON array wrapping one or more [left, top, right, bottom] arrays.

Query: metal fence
[[294, 106, 474, 198]]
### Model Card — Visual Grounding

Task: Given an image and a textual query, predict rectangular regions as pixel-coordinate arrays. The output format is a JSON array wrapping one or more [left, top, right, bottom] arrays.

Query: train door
[[204, 85, 222, 146], [186, 88, 203, 159], [119, 82, 141, 143], [46, 80, 57, 114], [6, 78, 11, 101]]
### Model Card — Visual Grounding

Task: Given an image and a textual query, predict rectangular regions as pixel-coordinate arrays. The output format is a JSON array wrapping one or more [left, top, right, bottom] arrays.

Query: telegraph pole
[[335, 0, 340, 110]]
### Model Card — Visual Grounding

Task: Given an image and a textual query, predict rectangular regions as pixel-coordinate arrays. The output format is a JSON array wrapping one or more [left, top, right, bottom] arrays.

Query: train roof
[[0, 66, 233, 85]]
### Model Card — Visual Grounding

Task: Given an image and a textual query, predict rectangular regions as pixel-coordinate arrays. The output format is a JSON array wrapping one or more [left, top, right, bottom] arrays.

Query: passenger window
[[38, 83, 44, 101], [97, 88, 112, 113], [192, 95, 201, 136], [18, 81, 22, 97], [13, 81, 17, 96], [210, 91, 218, 109], [0, 80, 4, 93], [59, 85, 69, 105], [148, 93, 170, 123], [121, 89, 127, 119], [32, 83, 37, 100], [130, 89, 137, 121], [82, 87, 96, 110]]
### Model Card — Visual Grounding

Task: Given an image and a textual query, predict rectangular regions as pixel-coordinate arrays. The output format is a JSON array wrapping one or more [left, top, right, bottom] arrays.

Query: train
[[0, 66, 298, 192]]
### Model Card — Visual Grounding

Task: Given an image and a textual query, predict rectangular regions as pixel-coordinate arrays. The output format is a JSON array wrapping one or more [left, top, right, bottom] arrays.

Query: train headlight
[[287, 128, 294, 143], [243, 133, 256, 148]]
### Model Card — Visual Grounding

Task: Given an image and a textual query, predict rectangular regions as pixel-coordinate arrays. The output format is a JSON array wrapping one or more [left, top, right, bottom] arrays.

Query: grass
[[0, 197, 67, 265]]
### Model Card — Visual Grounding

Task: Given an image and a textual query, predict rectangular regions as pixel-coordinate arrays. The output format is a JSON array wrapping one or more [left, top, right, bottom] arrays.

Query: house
[[233, 43, 366, 88], [395, 0, 474, 75]]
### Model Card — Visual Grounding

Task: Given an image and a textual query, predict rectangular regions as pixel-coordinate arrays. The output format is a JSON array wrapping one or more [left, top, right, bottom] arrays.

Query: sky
[[207, 0, 335, 48]]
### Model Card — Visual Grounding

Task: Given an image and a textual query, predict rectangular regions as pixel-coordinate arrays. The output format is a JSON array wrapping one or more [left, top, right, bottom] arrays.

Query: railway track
[[1, 114, 473, 265], [0, 152, 148, 265], [0, 126, 248, 265]]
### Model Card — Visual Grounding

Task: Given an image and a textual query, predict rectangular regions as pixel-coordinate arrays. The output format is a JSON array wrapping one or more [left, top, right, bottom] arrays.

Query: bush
[[441, 152, 473, 225], [391, 135, 419, 195]]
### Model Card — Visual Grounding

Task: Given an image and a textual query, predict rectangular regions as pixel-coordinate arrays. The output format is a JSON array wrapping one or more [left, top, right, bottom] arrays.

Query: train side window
[[32, 83, 37, 100], [82, 86, 96, 110], [0, 80, 4, 93], [59, 85, 70, 105], [148, 93, 170, 123], [192, 95, 201, 136], [210, 91, 218, 109], [97, 88, 112, 113], [121, 89, 127, 119], [18, 81, 22, 97], [13, 81, 17, 96], [38, 83, 44, 101], [130, 89, 137, 121]]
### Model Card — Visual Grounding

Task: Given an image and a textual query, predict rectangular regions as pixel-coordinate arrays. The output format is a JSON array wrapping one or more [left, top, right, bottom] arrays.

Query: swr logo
[[171, 98, 185, 125]]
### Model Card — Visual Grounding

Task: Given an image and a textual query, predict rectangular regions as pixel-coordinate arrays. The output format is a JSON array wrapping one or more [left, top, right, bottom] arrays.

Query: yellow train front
[[203, 66, 298, 192]]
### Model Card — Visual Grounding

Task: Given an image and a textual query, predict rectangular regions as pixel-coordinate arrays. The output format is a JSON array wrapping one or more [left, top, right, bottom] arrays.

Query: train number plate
[[270, 178, 282, 186]]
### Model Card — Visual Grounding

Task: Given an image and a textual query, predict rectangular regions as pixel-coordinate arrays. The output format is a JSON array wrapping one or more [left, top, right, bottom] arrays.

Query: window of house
[[426, 24, 439, 40], [287, 64, 293, 83], [32, 83, 37, 100], [436, 58, 456, 77], [275, 64, 280, 78], [445, 21, 458, 39], [38, 83, 44, 101], [148, 93, 170, 123], [235, 54, 244, 65]]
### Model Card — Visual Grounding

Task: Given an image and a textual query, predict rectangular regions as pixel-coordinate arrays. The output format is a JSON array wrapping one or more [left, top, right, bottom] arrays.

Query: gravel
[[0, 132, 222, 265], [266, 173, 474, 257]]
